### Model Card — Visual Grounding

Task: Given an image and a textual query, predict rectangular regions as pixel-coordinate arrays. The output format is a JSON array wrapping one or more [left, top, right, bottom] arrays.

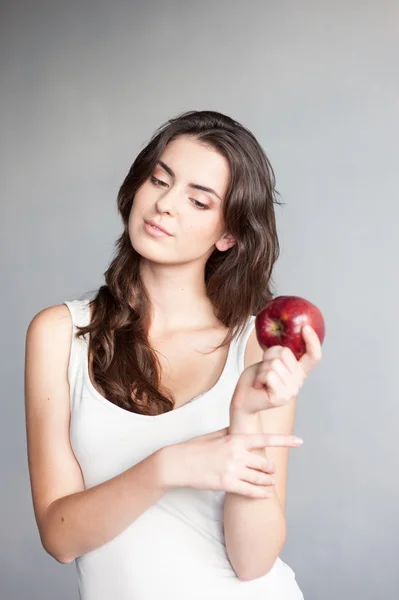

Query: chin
[[129, 235, 171, 264]]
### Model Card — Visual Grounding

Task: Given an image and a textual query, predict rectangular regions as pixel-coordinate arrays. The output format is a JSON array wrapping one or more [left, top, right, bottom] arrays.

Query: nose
[[155, 186, 179, 215]]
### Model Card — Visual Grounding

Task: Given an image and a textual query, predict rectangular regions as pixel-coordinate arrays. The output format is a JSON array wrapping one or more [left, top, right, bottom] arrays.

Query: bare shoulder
[[25, 303, 74, 398], [26, 303, 72, 343], [25, 303, 85, 553]]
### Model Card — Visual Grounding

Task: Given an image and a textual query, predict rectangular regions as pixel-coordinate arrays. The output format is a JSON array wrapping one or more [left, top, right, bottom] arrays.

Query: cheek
[[131, 187, 146, 209], [185, 213, 223, 239], [183, 225, 215, 247], [128, 190, 148, 222], [127, 205, 136, 231]]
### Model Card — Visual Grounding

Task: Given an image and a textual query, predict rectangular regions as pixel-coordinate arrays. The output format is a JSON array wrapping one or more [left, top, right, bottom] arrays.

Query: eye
[[191, 199, 209, 210], [151, 176, 209, 210], [150, 176, 168, 187]]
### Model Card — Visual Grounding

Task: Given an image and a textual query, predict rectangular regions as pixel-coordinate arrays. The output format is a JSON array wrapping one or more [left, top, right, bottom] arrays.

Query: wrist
[[229, 405, 262, 434], [229, 407, 266, 459], [156, 444, 184, 491]]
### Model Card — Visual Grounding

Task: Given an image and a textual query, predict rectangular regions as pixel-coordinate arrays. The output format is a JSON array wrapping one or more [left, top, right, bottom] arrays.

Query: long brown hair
[[75, 110, 283, 415]]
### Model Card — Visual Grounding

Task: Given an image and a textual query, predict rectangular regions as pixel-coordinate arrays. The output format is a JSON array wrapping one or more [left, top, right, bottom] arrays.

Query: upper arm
[[24, 304, 85, 549], [244, 327, 297, 515]]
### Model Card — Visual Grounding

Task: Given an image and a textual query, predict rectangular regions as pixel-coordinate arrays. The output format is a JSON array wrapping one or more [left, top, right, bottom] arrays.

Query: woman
[[25, 110, 321, 599]]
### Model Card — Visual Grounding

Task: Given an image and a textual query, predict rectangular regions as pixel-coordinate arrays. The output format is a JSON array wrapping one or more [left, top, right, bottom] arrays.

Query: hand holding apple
[[255, 296, 325, 360], [231, 296, 325, 414]]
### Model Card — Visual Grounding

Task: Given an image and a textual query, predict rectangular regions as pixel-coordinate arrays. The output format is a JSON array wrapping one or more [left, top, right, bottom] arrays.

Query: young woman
[[25, 110, 321, 599]]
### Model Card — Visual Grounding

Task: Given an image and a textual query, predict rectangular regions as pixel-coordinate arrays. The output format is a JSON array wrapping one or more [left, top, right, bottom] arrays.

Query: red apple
[[255, 296, 325, 360]]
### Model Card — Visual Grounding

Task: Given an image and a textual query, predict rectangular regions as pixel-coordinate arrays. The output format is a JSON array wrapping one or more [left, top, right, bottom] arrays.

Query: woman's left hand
[[231, 325, 323, 414]]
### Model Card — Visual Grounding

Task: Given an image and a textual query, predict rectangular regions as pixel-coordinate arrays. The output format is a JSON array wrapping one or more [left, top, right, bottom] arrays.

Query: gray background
[[2, 0, 398, 598]]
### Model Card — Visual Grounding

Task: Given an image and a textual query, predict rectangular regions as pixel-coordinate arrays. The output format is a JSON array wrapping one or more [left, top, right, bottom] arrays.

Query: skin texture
[[127, 135, 236, 335], [25, 134, 322, 579], [224, 323, 322, 580]]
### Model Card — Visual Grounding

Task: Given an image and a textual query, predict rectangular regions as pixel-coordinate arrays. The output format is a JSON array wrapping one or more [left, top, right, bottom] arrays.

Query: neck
[[139, 258, 219, 334]]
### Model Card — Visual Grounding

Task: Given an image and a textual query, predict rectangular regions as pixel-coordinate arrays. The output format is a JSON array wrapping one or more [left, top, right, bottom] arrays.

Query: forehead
[[158, 136, 230, 197]]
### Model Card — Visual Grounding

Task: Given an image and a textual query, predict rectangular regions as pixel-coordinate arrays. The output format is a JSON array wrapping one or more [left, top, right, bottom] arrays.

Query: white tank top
[[64, 297, 304, 600]]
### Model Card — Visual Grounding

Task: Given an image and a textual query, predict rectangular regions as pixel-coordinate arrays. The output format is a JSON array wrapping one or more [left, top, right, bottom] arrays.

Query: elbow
[[39, 501, 75, 565], [236, 556, 281, 582], [53, 553, 74, 565], [237, 563, 275, 582], [236, 533, 287, 582], [40, 531, 74, 565], [237, 567, 272, 581], [42, 539, 74, 565], [54, 553, 74, 565]]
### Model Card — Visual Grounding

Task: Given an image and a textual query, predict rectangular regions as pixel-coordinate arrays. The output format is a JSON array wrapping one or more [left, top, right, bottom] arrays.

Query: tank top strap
[[65, 297, 92, 327], [234, 314, 257, 375], [63, 297, 92, 389]]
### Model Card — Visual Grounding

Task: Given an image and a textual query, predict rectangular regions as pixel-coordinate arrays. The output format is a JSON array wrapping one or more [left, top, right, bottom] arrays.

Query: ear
[[215, 233, 236, 252]]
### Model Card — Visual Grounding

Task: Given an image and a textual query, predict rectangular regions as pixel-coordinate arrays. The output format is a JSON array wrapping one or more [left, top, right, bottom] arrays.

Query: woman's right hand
[[160, 427, 302, 499]]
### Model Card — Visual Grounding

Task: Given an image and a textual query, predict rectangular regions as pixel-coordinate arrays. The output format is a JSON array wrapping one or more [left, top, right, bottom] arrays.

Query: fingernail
[[293, 438, 304, 446]]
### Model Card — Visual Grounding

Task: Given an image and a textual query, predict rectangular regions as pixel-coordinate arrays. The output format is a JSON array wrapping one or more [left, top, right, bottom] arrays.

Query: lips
[[144, 219, 172, 236]]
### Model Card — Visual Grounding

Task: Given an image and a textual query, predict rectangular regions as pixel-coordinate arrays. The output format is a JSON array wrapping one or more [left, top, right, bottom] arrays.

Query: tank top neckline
[[78, 298, 249, 422]]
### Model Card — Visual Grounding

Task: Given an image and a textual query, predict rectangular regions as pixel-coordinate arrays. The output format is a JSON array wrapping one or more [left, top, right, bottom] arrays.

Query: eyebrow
[[157, 160, 222, 201]]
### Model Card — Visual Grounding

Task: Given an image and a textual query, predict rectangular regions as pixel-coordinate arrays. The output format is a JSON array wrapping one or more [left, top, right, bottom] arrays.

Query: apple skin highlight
[[255, 296, 325, 360]]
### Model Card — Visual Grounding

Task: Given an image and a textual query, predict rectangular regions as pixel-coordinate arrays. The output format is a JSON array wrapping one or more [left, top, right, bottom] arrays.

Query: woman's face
[[128, 135, 235, 266]]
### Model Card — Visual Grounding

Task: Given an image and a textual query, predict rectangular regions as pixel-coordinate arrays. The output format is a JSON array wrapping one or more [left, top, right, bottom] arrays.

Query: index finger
[[247, 433, 304, 449]]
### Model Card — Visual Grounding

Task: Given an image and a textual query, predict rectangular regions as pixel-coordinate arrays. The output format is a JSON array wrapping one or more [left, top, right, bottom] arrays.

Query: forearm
[[42, 449, 169, 564], [224, 408, 286, 581]]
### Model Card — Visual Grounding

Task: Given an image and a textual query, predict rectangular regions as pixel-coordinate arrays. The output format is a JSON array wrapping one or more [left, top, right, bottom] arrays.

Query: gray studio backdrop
[[2, 1, 398, 599]]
